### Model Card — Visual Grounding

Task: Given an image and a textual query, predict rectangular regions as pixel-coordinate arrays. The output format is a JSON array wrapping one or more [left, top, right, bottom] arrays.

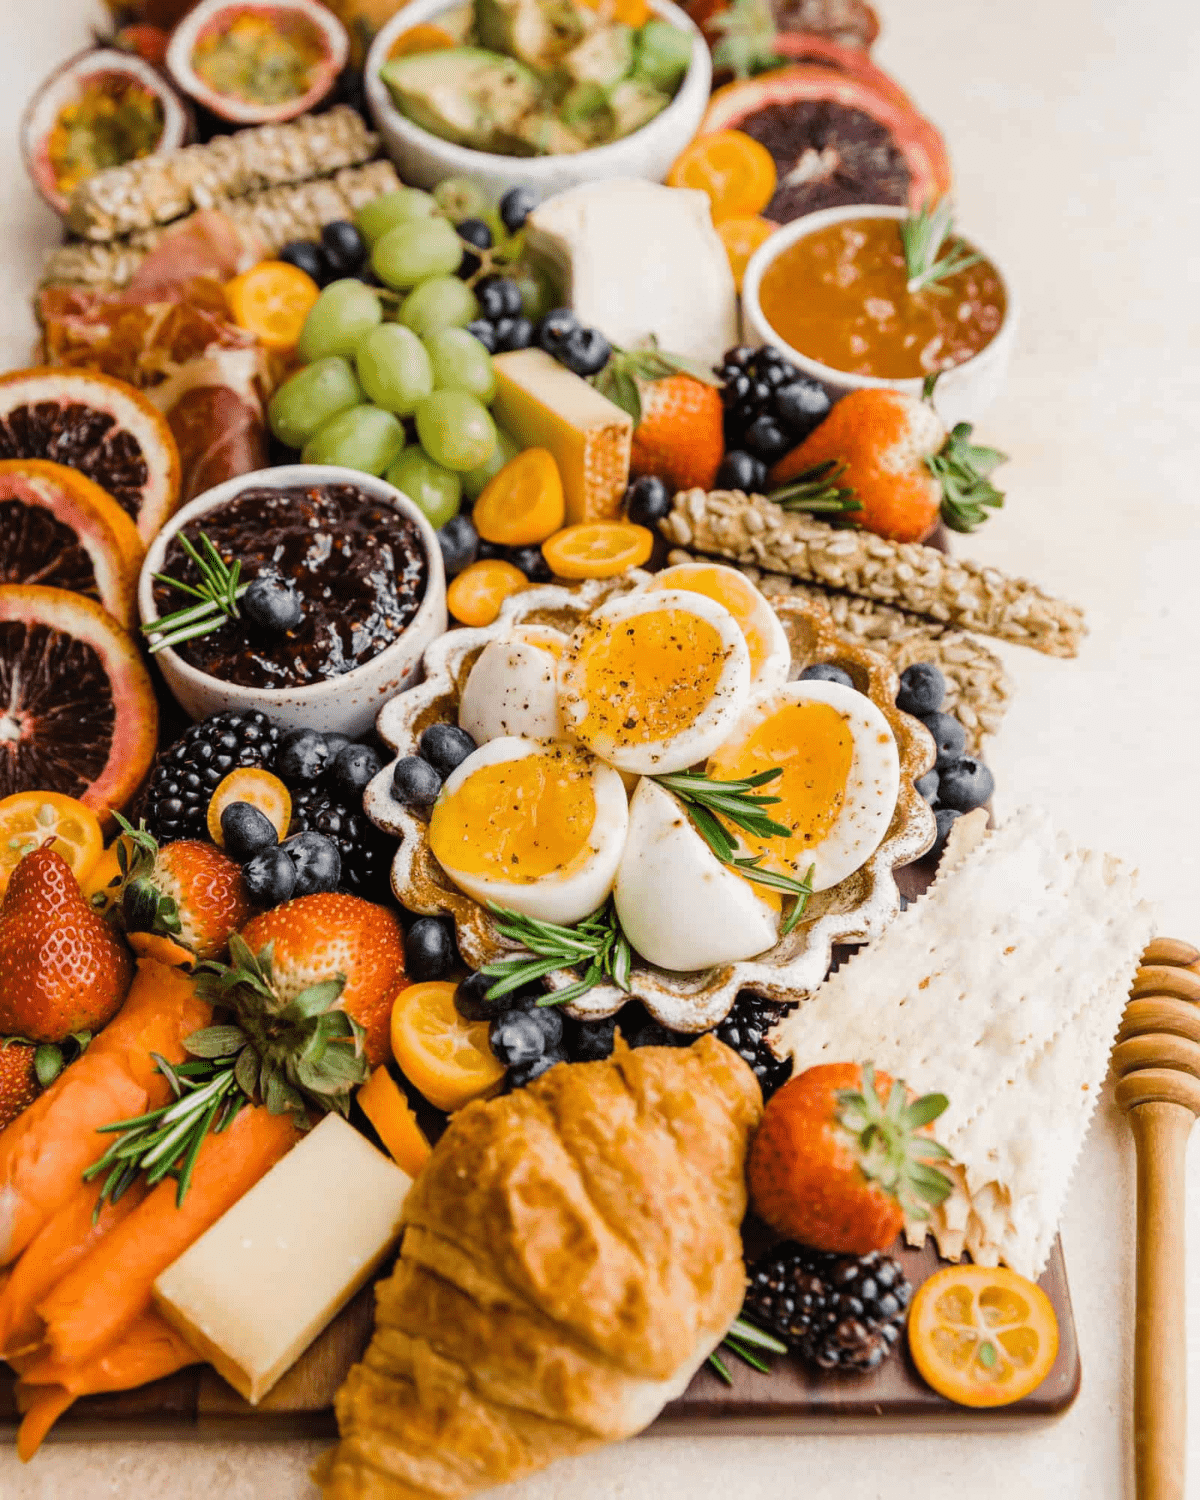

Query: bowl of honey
[[741, 203, 1016, 427]]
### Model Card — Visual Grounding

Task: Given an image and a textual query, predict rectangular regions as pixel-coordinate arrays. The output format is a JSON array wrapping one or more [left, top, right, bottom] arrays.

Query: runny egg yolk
[[707, 701, 853, 875], [429, 747, 596, 882], [566, 607, 728, 750]]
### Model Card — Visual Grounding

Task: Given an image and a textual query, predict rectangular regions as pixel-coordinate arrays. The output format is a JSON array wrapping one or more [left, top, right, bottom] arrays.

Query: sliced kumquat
[[447, 559, 529, 626], [715, 214, 777, 289], [578, 0, 653, 25], [541, 522, 654, 579], [81, 835, 134, 916], [472, 448, 566, 546], [387, 22, 457, 57], [206, 768, 292, 847], [390, 980, 505, 1112], [0, 792, 104, 896], [226, 261, 321, 351], [908, 1264, 1059, 1408], [358, 1064, 433, 1178], [667, 130, 778, 220]]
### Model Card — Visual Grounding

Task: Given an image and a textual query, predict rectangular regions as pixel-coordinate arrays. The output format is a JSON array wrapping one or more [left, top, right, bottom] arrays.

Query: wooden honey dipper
[[1112, 936, 1200, 1499]]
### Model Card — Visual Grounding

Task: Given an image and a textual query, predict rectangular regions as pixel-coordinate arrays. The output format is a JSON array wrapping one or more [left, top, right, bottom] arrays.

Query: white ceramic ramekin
[[363, 0, 710, 201], [138, 464, 447, 739], [740, 204, 1017, 429]]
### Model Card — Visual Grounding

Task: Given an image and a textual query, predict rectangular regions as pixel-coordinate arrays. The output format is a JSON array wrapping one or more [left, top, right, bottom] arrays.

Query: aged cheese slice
[[526, 179, 739, 365], [153, 1114, 411, 1404], [491, 348, 632, 523]]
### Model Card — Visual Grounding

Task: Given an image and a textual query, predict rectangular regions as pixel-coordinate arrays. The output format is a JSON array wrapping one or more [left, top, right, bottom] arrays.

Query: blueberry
[[331, 742, 383, 797], [567, 1016, 616, 1062], [277, 727, 331, 785], [465, 318, 498, 353], [242, 845, 296, 907], [930, 806, 962, 860], [499, 185, 537, 233], [506, 1049, 565, 1089], [506, 544, 552, 582], [220, 801, 278, 863], [800, 663, 854, 689], [391, 755, 442, 813], [437, 513, 479, 576], [405, 915, 458, 982], [714, 450, 768, 492], [456, 217, 493, 250], [496, 316, 534, 352], [454, 970, 504, 1020], [897, 662, 946, 716], [773, 378, 831, 439], [489, 1010, 546, 1067], [558, 326, 611, 378], [535, 307, 580, 353], [320, 220, 367, 276], [625, 1017, 691, 1049], [722, 345, 756, 369], [243, 576, 303, 635], [914, 768, 939, 805], [918, 710, 967, 768], [526, 1004, 564, 1050], [322, 732, 352, 760], [624, 474, 671, 527], [476, 275, 522, 320], [744, 414, 793, 461], [282, 830, 342, 896], [457, 250, 482, 280], [491, 316, 516, 347], [278, 239, 327, 284], [419, 723, 477, 779], [937, 757, 994, 813], [476, 538, 506, 561]]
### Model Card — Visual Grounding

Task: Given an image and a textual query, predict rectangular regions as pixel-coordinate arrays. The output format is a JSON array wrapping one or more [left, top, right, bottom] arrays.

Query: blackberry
[[743, 1244, 911, 1372], [717, 345, 831, 454], [288, 786, 393, 897], [713, 994, 793, 1099], [139, 710, 279, 843]]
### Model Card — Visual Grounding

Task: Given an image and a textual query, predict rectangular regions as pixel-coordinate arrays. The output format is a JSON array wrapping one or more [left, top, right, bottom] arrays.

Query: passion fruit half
[[21, 48, 191, 217], [0, 585, 158, 828], [166, 0, 350, 125], [0, 369, 181, 547]]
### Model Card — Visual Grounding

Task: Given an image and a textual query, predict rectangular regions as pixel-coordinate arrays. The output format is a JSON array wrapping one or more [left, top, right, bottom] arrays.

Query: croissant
[[315, 1035, 762, 1498]]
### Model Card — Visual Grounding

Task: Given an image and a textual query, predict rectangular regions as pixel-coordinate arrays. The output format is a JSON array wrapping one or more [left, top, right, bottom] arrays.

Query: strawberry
[[0, 1041, 40, 1131], [747, 1061, 952, 1254], [112, 817, 251, 965], [0, 848, 133, 1044], [237, 894, 406, 1067], [594, 345, 725, 494], [769, 388, 1006, 544]]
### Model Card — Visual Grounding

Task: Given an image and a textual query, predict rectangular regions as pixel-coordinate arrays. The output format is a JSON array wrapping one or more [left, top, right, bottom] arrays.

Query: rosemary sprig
[[900, 200, 984, 296], [141, 532, 249, 654], [769, 460, 862, 516], [708, 1316, 789, 1384], [481, 900, 632, 1007]]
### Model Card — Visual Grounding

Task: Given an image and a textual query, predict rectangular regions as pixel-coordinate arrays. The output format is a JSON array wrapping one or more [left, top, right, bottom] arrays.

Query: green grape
[[424, 327, 495, 402], [461, 425, 520, 501], [400, 277, 479, 338], [296, 279, 383, 362], [414, 391, 496, 472], [511, 262, 558, 323], [355, 188, 437, 248], [372, 218, 463, 290], [268, 356, 363, 448], [386, 447, 462, 530], [433, 176, 490, 222], [301, 404, 406, 475], [356, 324, 434, 415]]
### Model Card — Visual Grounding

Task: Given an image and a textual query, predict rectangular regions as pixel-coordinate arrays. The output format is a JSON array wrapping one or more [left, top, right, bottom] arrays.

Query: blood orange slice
[[0, 585, 158, 828], [0, 369, 181, 546], [0, 459, 145, 629]]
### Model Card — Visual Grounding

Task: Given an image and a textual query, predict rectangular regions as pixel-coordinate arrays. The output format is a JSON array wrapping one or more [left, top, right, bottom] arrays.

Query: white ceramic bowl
[[138, 465, 447, 738], [741, 204, 1017, 429], [364, 0, 711, 200]]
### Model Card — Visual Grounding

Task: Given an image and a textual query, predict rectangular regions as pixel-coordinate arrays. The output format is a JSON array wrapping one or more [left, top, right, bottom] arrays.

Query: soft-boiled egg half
[[427, 736, 628, 925], [458, 624, 567, 744], [707, 678, 900, 893], [556, 589, 751, 775], [613, 777, 781, 971], [641, 562, 790, 692]]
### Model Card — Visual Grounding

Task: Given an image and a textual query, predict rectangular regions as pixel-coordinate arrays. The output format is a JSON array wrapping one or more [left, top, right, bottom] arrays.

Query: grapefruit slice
[[0, 459, 145, 629], [0, 369, 181, 546], [0, 585, 158, 828]]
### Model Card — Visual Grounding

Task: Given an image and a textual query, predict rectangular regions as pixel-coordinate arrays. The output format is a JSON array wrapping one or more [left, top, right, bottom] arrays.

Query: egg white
[[458, 625, 568, 744], [643, 562, 791, 692], [429, 735, 628, 925], [613, 777, 780, 972]]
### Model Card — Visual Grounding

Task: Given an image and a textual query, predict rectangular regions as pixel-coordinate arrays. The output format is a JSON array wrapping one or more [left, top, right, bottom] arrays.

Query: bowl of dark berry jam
[[138, 465, 447, 736]]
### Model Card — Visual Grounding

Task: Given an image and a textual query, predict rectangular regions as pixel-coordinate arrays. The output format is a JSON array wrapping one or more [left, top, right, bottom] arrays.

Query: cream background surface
[[2, 1, 1198, 1494]]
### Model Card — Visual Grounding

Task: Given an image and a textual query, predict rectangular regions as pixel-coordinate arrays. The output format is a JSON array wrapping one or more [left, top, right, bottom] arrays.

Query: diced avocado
[[381, 48, 541, 151], [632, 18, 692, 92], [495, 110, 589, 155], [606, 78, 670, 139], [562, 22, 633, 88], [558, 80, 612, 144], [475, 0, 585, 72]]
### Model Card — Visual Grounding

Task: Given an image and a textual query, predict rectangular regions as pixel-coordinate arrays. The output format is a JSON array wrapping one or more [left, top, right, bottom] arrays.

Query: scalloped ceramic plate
[[364, 573, 936, 1032]]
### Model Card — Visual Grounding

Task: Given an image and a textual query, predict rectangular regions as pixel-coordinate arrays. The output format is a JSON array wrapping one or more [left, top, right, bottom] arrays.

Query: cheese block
[[153, 1114, 411, 1404], [525, 179, 739, 366], [491, 348, 632, 523]]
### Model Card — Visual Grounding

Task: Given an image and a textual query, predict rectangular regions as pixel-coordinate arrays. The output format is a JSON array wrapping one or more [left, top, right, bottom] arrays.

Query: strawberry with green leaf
[[593, 341, 726, 494]]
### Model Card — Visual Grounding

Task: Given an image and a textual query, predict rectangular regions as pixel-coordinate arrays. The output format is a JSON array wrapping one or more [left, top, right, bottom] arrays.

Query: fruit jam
[[154, 482, 427, 689], [758, 217, 1006, 380]]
